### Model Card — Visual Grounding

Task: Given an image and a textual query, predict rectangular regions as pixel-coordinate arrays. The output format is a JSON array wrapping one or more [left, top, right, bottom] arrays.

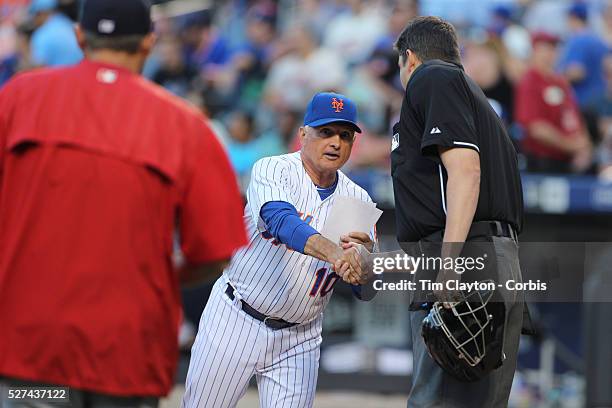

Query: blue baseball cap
[[29, 0, 57, 15], [492, 4, 512, 20], [303, 92, 362, 133], [568, 2, 588, 21]]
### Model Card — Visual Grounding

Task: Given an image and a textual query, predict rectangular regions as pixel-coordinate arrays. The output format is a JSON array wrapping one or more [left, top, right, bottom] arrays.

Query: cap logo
[[331, 97, 344, 113], [98, 19, 116, 34], [97, 68, 118, 84]]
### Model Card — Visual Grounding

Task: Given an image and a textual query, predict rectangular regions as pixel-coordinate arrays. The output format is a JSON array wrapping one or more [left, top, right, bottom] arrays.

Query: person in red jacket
[[515, 31, 592, 173], [0, 0, 247, 406]]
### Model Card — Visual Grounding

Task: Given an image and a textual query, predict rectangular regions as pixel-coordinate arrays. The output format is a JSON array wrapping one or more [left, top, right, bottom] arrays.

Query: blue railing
[[346, 170, 612, 214]]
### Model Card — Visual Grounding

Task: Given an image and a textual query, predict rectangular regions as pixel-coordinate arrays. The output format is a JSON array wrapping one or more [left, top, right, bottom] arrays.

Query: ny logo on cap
[[98, 19, 116, 34], [331, 97, 344, 113]]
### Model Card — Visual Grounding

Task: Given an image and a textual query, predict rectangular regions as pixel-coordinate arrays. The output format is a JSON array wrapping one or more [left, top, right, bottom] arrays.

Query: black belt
[[225, 283, 298, 330], [421, 220, 518, 243]]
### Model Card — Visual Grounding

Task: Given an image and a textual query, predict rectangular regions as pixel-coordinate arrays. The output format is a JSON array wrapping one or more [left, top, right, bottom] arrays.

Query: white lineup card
[[320, 195, 382, 245]]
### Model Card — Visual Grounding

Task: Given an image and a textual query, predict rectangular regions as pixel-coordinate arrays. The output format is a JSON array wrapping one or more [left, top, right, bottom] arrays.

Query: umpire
[[392, 17, 524, 407]]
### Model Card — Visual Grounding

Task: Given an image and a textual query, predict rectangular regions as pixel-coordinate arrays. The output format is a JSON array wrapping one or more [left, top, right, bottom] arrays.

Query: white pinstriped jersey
[[224, 151, 376, 324]]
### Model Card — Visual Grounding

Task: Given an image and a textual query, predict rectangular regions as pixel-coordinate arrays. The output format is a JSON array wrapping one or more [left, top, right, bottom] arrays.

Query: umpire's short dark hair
[[395, 16, 461, 65], [83, 31, 146, 54]]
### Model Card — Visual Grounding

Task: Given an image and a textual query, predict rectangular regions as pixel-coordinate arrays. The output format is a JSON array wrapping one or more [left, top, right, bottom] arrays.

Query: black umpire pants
[[406, 235, 524, 408]]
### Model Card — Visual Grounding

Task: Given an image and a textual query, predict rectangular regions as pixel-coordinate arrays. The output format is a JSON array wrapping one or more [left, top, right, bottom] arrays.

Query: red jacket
[[515, 67, 583, 160], [0, 60, 247, 396]]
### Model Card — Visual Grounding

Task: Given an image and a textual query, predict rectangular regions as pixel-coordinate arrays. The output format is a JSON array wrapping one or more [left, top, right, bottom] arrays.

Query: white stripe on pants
[[182, 278, 322, 408]]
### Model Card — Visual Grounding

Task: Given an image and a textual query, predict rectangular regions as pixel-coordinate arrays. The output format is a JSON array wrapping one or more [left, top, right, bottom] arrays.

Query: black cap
[[80, 0, 152, 36]]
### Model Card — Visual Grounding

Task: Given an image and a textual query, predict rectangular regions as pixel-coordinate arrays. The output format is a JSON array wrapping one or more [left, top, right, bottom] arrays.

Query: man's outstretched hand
[[337, 232, 374, 285], [340, 232, 374, 253], [335, 242, 372, 285]]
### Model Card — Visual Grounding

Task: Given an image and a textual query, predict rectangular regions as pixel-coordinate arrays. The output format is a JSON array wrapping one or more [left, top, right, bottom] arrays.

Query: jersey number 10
[[309, 268, 340, 297]]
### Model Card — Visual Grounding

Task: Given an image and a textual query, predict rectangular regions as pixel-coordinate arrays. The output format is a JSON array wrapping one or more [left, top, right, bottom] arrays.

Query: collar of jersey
[[315, 175, 338, 191], [407, 59, 464, 89], [81, 59, 137, 77]]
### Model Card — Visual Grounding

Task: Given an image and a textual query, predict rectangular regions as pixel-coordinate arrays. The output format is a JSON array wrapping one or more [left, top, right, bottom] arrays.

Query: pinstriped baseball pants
[[182, 277, 322, 408]]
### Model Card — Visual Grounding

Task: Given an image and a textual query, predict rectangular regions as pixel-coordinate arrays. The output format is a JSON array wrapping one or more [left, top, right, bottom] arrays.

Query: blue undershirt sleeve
[[260, 201, 318, 253]]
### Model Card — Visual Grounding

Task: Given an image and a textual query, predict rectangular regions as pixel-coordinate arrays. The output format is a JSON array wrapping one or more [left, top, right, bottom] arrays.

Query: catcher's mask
[[421, 281, 506, 382]]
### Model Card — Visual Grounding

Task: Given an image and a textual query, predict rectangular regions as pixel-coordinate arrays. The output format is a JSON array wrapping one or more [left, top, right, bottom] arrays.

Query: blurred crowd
[[3, 0, 612, 187]]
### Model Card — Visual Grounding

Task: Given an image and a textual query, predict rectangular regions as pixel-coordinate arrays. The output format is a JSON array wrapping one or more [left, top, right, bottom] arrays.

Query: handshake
[[332, 232, 374, 285]]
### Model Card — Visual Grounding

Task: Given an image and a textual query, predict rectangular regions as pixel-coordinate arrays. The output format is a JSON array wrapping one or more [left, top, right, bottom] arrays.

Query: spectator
[[175, 11, 236, 114], [419, 0, 510, 28], [264, 23, 346, 112], [597, 127, 612, 180], [14, 19, 36, 71], [57, 0, 78, 21], [522, 0, 571, 38], [597, 0, 612, 47], [590, 63, 612, 179], [224, 110, 284, 186], [558, 2, 609, 109], [515, 32, 592, 173], [214, 0, 259, 52], [28, 0, 82, 67], [0, 53, 17, 86], [152, 36, 197, 97], [230, 7, 277, 110], [322, 0, 387, 66], [0, 14, 18, 86], [364, 0, 417, 132], [487, 4, 530, 80], [186, 89, 232, 145], [343, 127, 393, 170], [280, 0, 344, 40], [181, 11, 232, 77], [8, 0, 612, 181], [258, 109, 301, 152], [464, 38, 516, 124]]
